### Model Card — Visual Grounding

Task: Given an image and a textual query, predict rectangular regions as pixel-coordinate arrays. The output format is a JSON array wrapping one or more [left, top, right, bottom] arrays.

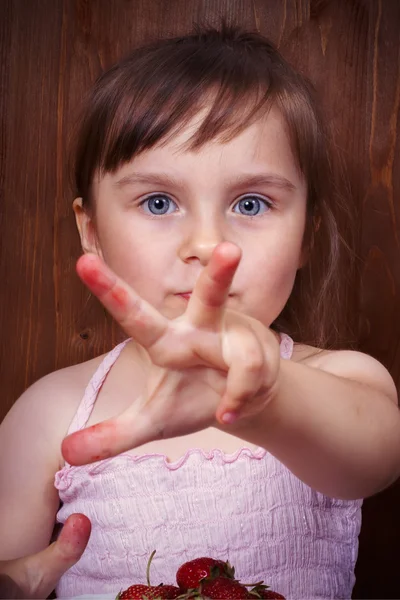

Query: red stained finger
[[76, 254, 168, 348], [110, 286, 130, 309], [186, 242, 241, 328], [7, 514, 92, 599], [57, 514, 92, 561], [62, 420, 120, 466], [76, 254, 117, 296], [61, 405, 152, 466]]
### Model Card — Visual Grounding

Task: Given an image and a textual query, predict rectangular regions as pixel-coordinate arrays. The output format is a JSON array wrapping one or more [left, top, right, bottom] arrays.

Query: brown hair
[[72, 23, 355, 350]]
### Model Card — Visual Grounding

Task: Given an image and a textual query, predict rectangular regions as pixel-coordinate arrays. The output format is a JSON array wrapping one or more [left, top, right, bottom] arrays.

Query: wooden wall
[[1, 0, 399, 597]]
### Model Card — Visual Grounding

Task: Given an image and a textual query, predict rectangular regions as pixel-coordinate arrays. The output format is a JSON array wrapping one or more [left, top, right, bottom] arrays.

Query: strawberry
[[117, 551, 181, 599], [117, 584, 181, 599], [199, 576, 251, 599], [176, 557, 235, 591]]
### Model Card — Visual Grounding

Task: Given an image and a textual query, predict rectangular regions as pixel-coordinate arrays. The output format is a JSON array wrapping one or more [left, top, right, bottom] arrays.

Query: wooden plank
[[0, 0, 63, 415], [1, 0, 400, 596]]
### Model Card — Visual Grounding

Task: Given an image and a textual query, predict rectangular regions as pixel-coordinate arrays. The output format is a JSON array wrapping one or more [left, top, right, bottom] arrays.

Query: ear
[[73, 198, 103, 257]]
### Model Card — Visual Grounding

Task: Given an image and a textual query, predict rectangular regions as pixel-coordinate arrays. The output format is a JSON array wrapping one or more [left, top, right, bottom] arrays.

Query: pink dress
[[54, 335, 362, 599]]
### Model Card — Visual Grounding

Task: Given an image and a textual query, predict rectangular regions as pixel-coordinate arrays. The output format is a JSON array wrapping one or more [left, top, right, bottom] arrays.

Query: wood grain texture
[[0, 0, 399, 596], [1, 0, 63, 410]]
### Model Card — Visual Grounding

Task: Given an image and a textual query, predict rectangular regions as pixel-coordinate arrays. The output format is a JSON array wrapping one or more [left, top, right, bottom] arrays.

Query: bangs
[[103, 33, 277, 163], [102, 81, 276, 168], [74, 26, 307, 197]]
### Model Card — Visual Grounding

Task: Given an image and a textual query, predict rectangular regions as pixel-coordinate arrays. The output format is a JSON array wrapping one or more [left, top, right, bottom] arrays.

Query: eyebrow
[[114, 172, 183, 189], [113, 171, 297, 192], [229, 173, 297, 192]]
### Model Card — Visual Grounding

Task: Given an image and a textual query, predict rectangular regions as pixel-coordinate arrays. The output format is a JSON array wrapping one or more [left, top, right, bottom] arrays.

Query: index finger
[[77, 253, 168, 348], [186, 242, 241, 328], [62, 401, 152, 465]]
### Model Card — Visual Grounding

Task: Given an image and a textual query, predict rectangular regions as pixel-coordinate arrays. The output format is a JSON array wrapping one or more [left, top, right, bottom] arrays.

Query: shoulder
[[30, 354, 105, 399], [1, 354, 106, 468], [15, 354, 106, 417], [292, 343, 398, 405]]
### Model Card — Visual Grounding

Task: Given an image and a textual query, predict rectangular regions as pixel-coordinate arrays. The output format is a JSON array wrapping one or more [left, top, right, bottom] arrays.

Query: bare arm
[[0, 370, 82, 560], [231, 350, 400, 499]]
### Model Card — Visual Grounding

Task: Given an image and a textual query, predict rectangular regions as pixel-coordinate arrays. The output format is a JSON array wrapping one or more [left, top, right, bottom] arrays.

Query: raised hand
[[0, 514, 91, 599], [62, 242, 281, 466]]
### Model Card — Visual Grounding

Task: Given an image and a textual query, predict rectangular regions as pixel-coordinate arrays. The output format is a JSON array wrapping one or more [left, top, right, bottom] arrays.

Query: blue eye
[[141, 194, 177, 215], [233, 196, 271, 216]]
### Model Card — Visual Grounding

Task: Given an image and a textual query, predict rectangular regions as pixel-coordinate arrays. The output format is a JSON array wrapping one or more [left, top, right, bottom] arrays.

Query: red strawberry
[[176, 557, 235, 591], [200, 576, 251, 599], [117, 584, 181, 599], [117, 551, 181, 599]]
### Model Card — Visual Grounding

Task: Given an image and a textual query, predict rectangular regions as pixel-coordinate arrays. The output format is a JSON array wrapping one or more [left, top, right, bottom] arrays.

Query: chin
[[161, 305, 187, 320]]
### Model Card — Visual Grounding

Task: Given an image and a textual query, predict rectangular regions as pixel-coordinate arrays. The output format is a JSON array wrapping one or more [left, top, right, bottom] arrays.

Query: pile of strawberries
[[117, 554, 285, 599]]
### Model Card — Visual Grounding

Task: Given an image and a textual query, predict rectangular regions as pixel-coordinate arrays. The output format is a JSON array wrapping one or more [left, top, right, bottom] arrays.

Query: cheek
[[104, 243, 165, 291], [257, 253, 299, 295], [240, 243, 302, 324], [95, 221, 175, 304]]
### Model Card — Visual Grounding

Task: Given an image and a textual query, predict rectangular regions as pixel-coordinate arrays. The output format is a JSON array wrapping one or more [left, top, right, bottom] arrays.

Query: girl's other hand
[[62, 242, 281, 465], [0, 513, 91, 599]]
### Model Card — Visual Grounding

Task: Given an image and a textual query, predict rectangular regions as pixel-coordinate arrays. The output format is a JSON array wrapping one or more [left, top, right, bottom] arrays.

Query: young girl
[[1, 24, 399, 600]]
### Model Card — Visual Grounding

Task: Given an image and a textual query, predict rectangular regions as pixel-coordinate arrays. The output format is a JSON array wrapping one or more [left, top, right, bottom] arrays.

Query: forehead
[[95, 106, 305, 192]]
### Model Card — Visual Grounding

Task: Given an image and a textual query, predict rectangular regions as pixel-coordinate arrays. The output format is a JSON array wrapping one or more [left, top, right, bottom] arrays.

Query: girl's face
[[75, 107, 308, 326]]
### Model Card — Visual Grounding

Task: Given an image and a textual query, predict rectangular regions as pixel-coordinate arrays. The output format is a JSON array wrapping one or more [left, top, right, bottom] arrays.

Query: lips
[[178, 293, 192, 300], [175, 292, 234, 300]]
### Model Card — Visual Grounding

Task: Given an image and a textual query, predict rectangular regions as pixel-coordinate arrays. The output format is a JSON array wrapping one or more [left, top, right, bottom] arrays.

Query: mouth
[[177, 292, 192, 300], [175, 292, 234, 301]]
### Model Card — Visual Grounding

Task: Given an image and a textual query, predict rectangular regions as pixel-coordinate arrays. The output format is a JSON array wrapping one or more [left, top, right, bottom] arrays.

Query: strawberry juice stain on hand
[[62, 421, 120, 466]]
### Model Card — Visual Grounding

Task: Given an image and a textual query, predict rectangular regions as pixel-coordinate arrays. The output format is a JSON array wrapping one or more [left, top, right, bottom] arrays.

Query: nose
[[178, 216, 226, 266]]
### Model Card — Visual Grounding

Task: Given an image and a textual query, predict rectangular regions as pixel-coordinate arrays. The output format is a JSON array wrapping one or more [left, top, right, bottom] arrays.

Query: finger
[[62, 398, 153, 465], [31, 514, 91, 598], [52, 513, 91, 564], [186, 242, 241, 328], [6, 514, 91, 600], [77, 253, 168, 348], [216, 325, 265, 424]]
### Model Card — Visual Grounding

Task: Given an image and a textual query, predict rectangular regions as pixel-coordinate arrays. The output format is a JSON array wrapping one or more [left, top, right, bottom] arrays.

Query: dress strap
[[66, 339, 130, 437], [279, 332, 294, 360]]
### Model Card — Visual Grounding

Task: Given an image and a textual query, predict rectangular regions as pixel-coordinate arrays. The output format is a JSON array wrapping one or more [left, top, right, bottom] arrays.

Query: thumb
[[8, 514, 91, 599], [43, 513, 91, 580]]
